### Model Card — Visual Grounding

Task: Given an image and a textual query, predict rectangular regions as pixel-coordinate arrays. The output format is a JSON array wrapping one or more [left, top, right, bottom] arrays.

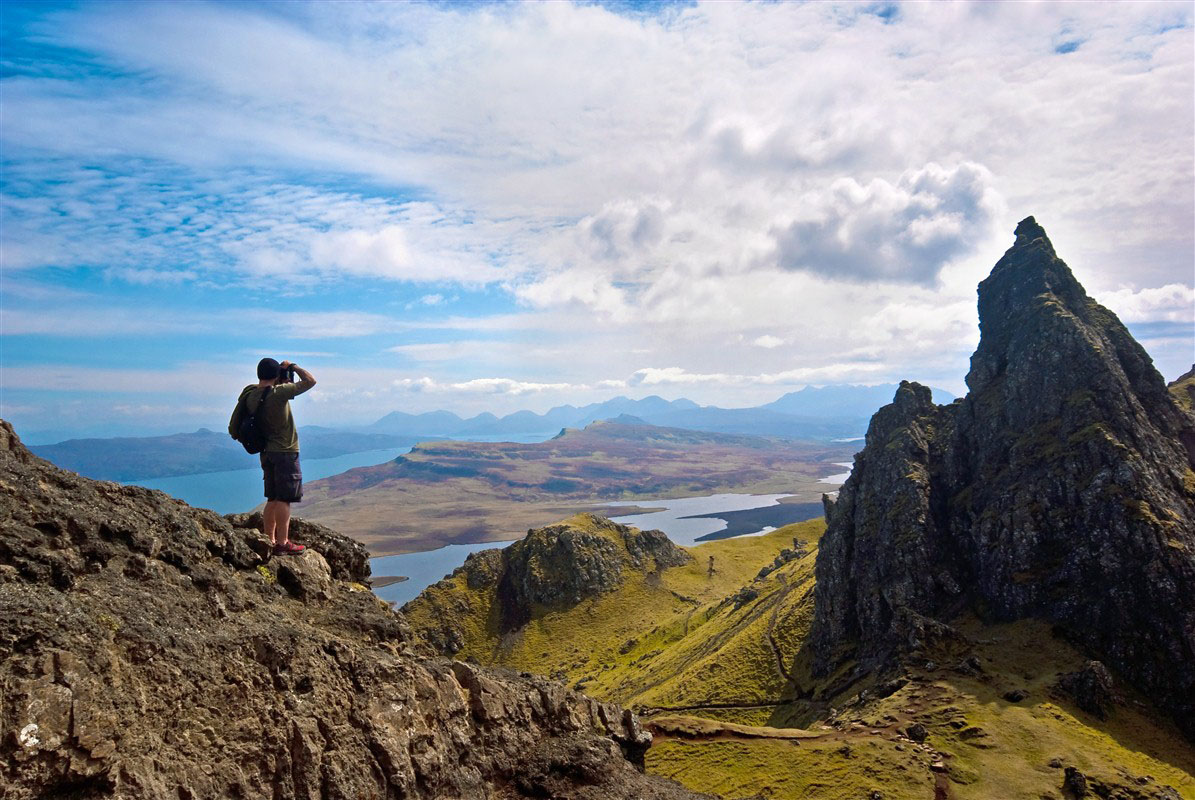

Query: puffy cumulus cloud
[[578, 198, 669, 262], [1094, 283, 1195, 324], [772, 162, 1003, 285], [9, 1, 1189, 295], [704, 110, 896, 177], [513, 269, 632, 319], [753, 335, 784, 349]]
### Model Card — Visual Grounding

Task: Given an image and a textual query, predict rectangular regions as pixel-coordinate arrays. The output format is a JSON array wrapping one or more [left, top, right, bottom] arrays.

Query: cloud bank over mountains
[[1, 0, 1191, 436]]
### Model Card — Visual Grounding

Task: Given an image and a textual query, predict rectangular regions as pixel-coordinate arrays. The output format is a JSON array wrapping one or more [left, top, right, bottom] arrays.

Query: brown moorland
[[299, 419, 855, 555]]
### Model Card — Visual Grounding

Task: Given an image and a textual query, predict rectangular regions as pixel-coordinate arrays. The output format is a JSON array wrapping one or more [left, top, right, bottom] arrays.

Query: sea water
[[124, 433, 554, 514], [126, 448, 412, 514]]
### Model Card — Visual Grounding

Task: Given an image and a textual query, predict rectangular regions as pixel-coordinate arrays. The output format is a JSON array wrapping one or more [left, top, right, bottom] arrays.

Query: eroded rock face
[[0, 421, 705, 799], [812, 218, 1195, 738], [498, 520, 626, 626], [405, 515, 692, 654], [457, 514, 691, 631]]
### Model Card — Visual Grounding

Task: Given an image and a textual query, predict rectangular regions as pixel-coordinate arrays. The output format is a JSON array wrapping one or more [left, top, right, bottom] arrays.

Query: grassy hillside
[[1170, 365, 1195, 412], [648, 615, 1195, 799], [301, 420, 852, 554], [405, 514, 1195, 799], [406, 514, 820, 713]]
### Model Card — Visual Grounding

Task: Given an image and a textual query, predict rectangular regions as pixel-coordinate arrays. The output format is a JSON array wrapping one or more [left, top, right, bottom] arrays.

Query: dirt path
[[765, 573, 795, 684], [640, 700, 788, 714], [643, 686, 958, 800], [644, 714, 822, 743]]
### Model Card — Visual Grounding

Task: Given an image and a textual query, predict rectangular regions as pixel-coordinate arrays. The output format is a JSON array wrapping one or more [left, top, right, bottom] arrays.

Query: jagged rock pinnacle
[[1013, 214, 1048, 247], [812, 219, 1195, 739]]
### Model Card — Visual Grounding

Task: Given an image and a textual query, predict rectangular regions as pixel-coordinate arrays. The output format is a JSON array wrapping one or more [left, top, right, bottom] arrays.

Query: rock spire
[[812, 218, 1195, 738]]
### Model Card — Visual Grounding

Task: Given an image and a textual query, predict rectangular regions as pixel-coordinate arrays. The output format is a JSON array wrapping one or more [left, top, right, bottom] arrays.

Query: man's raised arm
[[281, 361, 317, 395]]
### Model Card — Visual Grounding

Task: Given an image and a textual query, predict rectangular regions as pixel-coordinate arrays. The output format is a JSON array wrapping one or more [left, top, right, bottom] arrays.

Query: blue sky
[[2, 0, 1192, 442]]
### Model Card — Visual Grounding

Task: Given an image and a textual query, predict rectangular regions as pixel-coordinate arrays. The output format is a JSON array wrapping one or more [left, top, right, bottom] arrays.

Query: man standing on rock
[[232, 358, 317, 556]]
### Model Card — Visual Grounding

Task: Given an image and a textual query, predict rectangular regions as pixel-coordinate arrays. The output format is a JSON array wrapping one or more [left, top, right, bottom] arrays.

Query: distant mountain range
[[365, 384, 955, 440], [32, 384, 954, 483]]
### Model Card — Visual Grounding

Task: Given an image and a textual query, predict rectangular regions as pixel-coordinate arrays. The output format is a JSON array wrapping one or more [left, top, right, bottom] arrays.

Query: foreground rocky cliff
[[812, 217, 1195, 738], [0, 420, 705, 799]]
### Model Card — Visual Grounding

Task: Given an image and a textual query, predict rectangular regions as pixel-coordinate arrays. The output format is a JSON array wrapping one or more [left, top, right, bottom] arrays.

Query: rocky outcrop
[[490, 515, 688, 630], [0, 420, 705, 799], [1056, 661, 1118, 721], [811, 218, 1195, 738], [226, 510, 371, 583], [406, 515, 692, 652]]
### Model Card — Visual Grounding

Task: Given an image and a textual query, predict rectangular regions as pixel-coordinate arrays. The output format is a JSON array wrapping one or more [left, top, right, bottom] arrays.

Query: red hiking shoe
[[273, 541, 305, 556]]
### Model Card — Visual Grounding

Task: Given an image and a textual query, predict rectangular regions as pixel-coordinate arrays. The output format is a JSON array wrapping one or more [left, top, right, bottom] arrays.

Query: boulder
[[226, 511, 370, 582], [1056, 661, 1118, 720]]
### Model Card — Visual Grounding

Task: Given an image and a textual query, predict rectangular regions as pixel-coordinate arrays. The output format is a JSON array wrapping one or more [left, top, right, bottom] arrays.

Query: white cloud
[[0, 307, 208, 336], [308, 226, 413, 279], [1, 363, 239, 394], [258, 310, 407, 339], [392, 376, 574, 396], [514, 269, 631, 318], [104, 267, 199, 285], [623, 362, 889, 389], [2, 0, 1192, 430], [627, 367, 731, 387], [771, 162, 1003, 285], [1094, 283, 1195, 323]]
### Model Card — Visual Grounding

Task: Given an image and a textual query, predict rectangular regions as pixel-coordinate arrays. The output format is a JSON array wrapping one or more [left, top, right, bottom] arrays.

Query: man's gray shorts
[[261, 451, 302, 503]]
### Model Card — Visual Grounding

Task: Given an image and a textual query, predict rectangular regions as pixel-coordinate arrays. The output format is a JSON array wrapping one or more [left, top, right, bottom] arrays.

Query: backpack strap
[[249, 386, 273, 415]]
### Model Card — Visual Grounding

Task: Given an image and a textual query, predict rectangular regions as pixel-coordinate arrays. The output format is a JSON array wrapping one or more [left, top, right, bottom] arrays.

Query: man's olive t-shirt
[[235, 382, 313, 453]]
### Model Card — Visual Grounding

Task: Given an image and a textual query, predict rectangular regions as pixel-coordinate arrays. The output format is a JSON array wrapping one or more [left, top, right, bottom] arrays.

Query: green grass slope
[[404, 513, 817, 710], [1169, 365, 1195, 412], [648, 616, 1195, 799], [404, 515, 1195, 799]]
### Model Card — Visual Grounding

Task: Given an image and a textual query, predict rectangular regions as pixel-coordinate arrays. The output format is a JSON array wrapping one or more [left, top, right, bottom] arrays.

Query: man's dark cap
[[257, 358, 281, 380]]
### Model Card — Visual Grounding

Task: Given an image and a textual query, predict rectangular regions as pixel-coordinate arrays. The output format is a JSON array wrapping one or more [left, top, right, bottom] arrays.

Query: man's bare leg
[[275, 501, 292, 546], [263, 500, 279, 545]]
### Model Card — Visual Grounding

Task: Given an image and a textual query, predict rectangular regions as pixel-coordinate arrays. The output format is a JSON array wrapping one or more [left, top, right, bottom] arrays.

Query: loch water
[[370, 466, 854, 608]]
